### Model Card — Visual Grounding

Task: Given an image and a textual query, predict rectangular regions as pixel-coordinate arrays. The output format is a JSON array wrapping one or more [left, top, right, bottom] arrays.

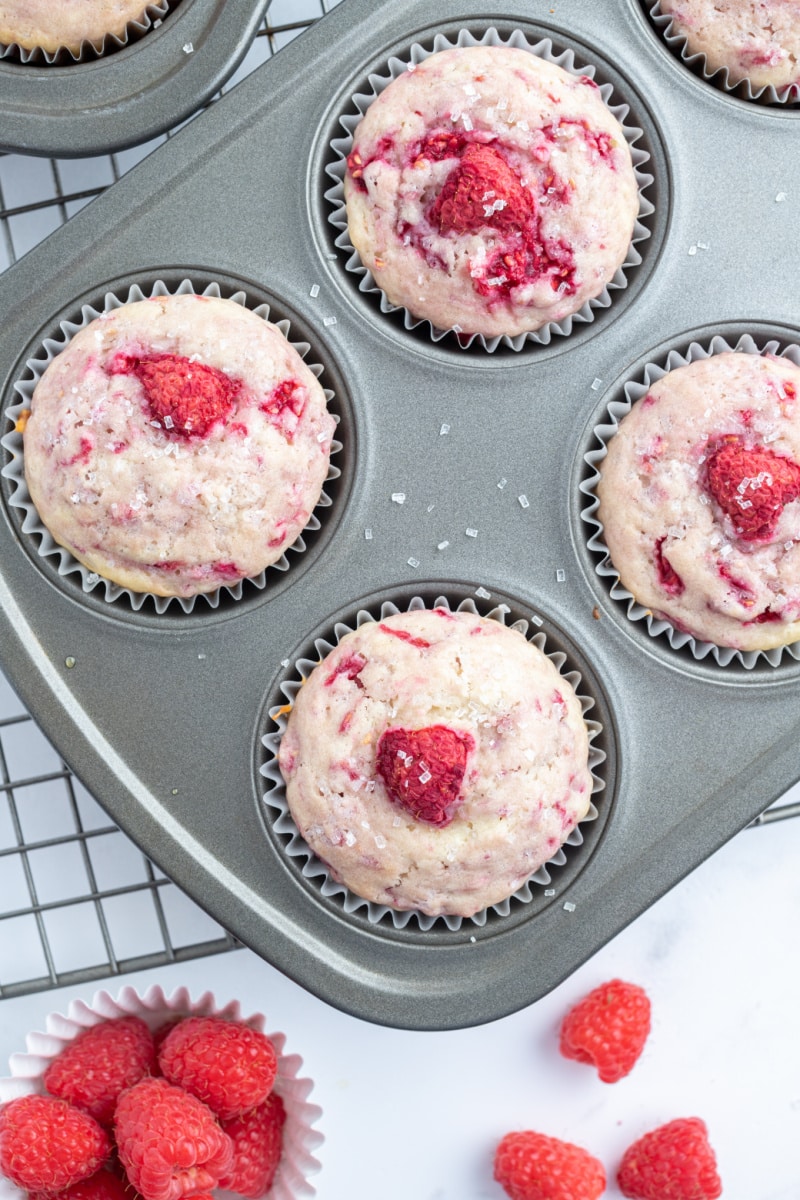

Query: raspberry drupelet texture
[[559, 978, 651, 1083], [428, 143, 535, 236], [108, 353, 241, 439], [38, 1168, 134, 1200], [43, 1015, 157, 1127], [0, 1093, 112, 1195], [617, 1117, 722, 1200], [375, 724, 475, 826], [217, 1093, 286, 1199], [704, 436, 800, 541], [114, 1076, 233, 1200], [157, 1016, 278, 1120], [494, 1130, 606, 1200]]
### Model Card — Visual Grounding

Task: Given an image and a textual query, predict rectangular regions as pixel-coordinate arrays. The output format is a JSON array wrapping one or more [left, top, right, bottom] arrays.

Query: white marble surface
[[2, 771, 799, 1199]]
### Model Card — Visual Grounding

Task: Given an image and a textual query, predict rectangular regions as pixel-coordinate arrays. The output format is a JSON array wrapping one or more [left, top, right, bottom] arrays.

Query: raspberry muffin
[[657, 0, 800, 92], [277, 608, 593, 918], [343, 44, 639, 340], [0, 0, 155, 54], [22, 294, 335, 598], [596, 351, 800, 651]]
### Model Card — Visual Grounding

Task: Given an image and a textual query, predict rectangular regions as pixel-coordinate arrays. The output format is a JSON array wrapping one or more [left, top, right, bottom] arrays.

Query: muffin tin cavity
[[0, 272, 354, 627], [317, 20, 664, 361], [257, 584, 615, 942], [578, 324, 800, 679]]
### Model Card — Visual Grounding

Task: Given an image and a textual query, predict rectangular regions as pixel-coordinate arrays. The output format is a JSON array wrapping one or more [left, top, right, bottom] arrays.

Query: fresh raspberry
[[43, 1016, 157, 1127], [429, 143, 535, 236], [114, 1077, 233, 1200], [617, 1117, 722, 1200], [217, 1093, 286, 1198], [375, 725, 475, 826], [494, 1130, 606, 1200], [37, 1168, 134, 1200], [705, 436, 800, 541], [0, 1094, 111, 1195], [157, 1017, 278, 1120], [109, 352, 240, 439], [559, 979, 651, 1083]]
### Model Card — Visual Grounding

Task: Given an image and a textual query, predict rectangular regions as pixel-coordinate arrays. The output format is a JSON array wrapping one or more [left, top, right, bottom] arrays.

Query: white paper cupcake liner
[[647, 1, 800, 104], [0, 984, 323, 1200], [0, 0, 170, 65], [260, 592, 606, 932], [324, 25, 655, 352], [0, 277, 343, 615], [581, 331, 800, 669]]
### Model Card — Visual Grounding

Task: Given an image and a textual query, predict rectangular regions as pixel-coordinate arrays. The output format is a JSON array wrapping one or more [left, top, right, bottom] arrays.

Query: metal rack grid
[[1, 0, 798, 1002], [0, 0, 341, 1000]]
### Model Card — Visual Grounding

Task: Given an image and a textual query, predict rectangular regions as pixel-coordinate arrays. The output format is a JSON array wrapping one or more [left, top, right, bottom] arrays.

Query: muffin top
[[277, 608, 593, 918], [0, 0, 153, 54], [22, 294, 335, 598], [343, 44, 639, 339], [658, 0, 800, 92], [597, 352, 800, 651]]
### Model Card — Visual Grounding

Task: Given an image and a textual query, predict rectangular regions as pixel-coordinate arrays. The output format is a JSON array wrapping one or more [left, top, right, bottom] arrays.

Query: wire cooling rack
[[0, 0, 342, 1000], [1, 0, 798, 1001]]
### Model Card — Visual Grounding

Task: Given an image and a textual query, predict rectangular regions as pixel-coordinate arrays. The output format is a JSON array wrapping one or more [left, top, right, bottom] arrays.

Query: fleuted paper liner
[[324, 25, 655, 353], [0, 0, 170, 65], [260, 593, 606, 932], [581, 332, 800, 669], [0, 984, 323, 1200], [0, 277, 343, 615], [647, 1, 800, 104]]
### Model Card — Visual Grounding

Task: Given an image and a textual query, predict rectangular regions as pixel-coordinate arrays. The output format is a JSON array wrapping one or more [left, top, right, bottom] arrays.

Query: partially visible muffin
[[657, 0, 800, 92], [0, 0, 155, 54], [596, 351, 800, 651], [343, 44, 639, 340], [277, 608, 593, 918], [22, 294, 335, 598]]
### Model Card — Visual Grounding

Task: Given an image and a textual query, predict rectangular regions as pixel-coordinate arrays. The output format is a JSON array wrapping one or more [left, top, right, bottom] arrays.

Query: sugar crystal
[[563, 901, 576, 913], [440, 423, 450, 435], [518, 495, 529, 509], [323, 315, 337, 327], [437, 540, 450, 550], [475, 586, 491, 600], [466, 528, 478, 538], [364, 527, 373, 540], [556, 568, 566, 582], [407, 557, 420, 568], [309, 284, 320, 298], [391, 492, 406, 504]]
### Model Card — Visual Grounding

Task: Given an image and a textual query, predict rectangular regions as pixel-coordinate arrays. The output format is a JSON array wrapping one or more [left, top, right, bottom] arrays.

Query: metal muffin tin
[[1, 0, 799, 1031], [0, 0, 271, 158]]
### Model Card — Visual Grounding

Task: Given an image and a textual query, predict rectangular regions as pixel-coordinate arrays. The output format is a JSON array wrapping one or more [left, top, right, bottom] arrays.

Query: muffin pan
[[1, 0, 799, 1031], [0, 0, 271, 157]]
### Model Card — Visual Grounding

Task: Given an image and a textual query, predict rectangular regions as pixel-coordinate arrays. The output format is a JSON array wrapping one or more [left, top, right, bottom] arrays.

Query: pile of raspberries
[[0, 1014, 285, 1200], [495, 979, 722, 1200]]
